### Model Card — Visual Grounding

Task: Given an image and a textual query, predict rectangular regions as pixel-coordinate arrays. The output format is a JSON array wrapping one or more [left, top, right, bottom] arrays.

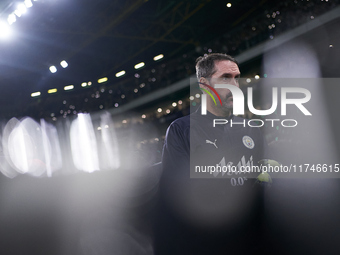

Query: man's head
[[195, 53, 238, 81], [196, 53, 241, 116]]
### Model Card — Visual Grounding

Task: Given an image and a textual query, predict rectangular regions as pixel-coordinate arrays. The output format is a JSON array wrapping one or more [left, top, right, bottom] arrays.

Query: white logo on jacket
[[206, 139, 218, 148]]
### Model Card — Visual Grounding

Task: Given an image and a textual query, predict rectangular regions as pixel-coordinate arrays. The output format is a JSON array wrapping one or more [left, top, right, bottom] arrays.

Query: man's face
[[208, 60, 240, 109]]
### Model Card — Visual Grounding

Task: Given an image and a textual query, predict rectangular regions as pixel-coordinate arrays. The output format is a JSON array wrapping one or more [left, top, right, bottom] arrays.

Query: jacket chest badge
[[242, 136, 254, 149]]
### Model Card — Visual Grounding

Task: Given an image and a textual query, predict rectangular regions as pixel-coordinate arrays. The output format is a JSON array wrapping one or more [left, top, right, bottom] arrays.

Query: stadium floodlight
[[7, 13, 16, 25], [60, 60, 68, 68], [31, 91, 41, 97], [64, 85, 74, 91], [17, 3, 27, 15], [0, 22, 11, 39], [24, 0, 33, 8], [134, 62, 145, 69], [226, 3, 232, 8], [48, 88, 57, 94], [98, 77, 108, 83], [81, 82, 87, 87], [49, 65, 57, 73], [115, 70, 125, 77], [153, 54, 164, 61], [14, 10, 21, 17]]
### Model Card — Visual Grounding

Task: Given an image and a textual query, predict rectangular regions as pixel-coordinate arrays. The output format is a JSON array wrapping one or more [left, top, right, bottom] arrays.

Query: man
[[154, 53, 270, 254], [163, 53, 270, 182]]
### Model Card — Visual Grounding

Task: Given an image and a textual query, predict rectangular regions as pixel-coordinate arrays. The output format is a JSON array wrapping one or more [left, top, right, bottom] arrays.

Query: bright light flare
[[0, 22, 11, 39], [153, 54, 164, 61], [64, 85, 74, 91], [14, 10, 22, 17], [226, 3, 232, 7], [115, 70, 125, 77], [8, 122, 30, 174], [49, 65, 57, 73], [0, 113, 125, 177], [1, 118, 20, 178], [98, 77, 108, 83], [60, 60, 68, 68], [40, 119, 62, 177], [24, 0, 33, 8], [17, 3, 27, 15], [7, 118, 57, 177], [7, 14, 16, 25], [70, 114, 99, 173], [134, 62, 145, 69], [31, 91, 41, 97], [48, 88, 57, 94], [98, 113, 120, 170]]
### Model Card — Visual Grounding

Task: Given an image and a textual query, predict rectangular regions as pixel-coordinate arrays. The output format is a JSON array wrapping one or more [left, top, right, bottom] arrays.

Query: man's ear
[[199, 77, 209, 89]]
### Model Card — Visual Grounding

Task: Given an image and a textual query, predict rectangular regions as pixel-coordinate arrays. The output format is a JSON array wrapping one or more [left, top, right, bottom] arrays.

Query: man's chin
[[216, 104, 233, 113], [221, 102, 233, 110]]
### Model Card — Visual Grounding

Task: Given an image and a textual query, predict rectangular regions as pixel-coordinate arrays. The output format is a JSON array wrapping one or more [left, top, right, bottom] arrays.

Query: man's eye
[[222, 77, 239, 82]]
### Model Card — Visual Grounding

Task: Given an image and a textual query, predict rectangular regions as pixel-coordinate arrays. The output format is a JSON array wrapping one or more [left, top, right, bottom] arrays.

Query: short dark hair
[[195, 53, 238, 80]]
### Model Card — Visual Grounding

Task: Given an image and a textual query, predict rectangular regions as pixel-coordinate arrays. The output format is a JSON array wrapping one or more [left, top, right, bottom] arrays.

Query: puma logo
[[206, 139, 218, 149]]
